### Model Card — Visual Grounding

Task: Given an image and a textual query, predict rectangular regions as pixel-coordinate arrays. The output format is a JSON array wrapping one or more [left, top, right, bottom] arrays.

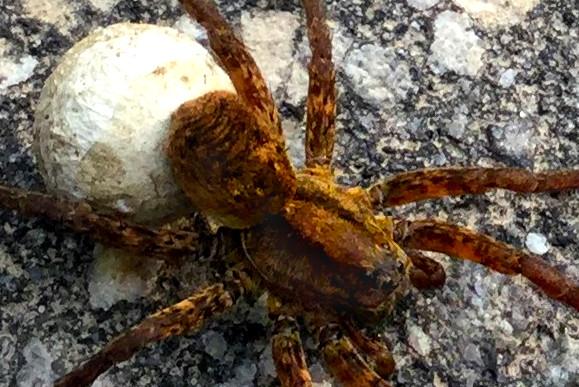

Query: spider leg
[[271, 315, 312, 387], [406, 249, 446, 289], [368, 167, 579, 207], [269, 300, 313, 387], [303, 0, 337, 168], [178, 0, 282, 135], [0, 185, 198, 259], [316, 323, 392, 387], [394, 219, 579, 311], [341, 319, 396, 378], [54, 270, 248, 387]]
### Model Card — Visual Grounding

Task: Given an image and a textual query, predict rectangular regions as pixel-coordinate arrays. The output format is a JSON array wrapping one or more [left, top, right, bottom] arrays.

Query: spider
[[1, 0, 578, 386]]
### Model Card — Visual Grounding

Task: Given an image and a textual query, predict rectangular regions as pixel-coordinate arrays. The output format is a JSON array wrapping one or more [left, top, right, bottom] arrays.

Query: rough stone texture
[[0, 0, 578, 386]]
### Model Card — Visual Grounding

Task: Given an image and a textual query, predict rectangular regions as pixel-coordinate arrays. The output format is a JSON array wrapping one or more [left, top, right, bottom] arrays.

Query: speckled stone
[[1, 0, 578, 386]]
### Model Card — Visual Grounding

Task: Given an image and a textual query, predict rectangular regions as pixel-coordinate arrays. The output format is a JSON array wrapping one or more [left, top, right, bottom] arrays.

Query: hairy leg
[[406, 249, 446, 289], [178, 0, 282, 135], [55, 271, 247, 387], [303, 0, 336, 168], [268, 297, 312, 386], [271, 317, 313, 386], [394, 220, 579, 311], [317, 323, 391, 387], [368, 167, 579, 207], [0, 185, 198, 259], [341, 320, 396, 379]]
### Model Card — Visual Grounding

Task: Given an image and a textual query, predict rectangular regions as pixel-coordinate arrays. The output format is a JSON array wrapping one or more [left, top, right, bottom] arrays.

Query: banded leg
[[178, 0, 282, 134], [394, 220, 579, 311], [55, 272, 246, 387], [270, 307, 312, 386], [303, 0, 336, 168], [368, 168, 579, 207], [317, 323, 391, 387], [0, 185, 198, 259], [407, 249, 446, 289], [342, 320, 396, 378]]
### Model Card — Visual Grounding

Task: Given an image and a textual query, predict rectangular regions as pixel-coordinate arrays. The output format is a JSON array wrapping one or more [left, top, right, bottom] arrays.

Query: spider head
[[351, 245, 411, 321], [244, 170, 411, 317], [335, 226, 411, 317]]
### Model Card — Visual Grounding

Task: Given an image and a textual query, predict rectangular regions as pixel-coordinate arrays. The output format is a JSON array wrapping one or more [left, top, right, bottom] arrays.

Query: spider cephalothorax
[[244, 168, 412, 316], [1, 0, 579, 386]]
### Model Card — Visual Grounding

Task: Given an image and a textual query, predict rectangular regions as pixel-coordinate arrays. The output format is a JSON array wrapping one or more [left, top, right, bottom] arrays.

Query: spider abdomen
[[167, 91, 297, 229]]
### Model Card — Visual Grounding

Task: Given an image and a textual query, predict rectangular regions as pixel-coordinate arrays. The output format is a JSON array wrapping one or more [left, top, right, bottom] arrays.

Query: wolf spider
[[1, 0, 578, 386]]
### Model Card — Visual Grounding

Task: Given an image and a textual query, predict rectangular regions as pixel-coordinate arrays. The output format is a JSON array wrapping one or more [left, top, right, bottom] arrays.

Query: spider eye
[[396, 260, 405, 273], [380, 278, 395, 292], [363, 260, 402, 296]]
